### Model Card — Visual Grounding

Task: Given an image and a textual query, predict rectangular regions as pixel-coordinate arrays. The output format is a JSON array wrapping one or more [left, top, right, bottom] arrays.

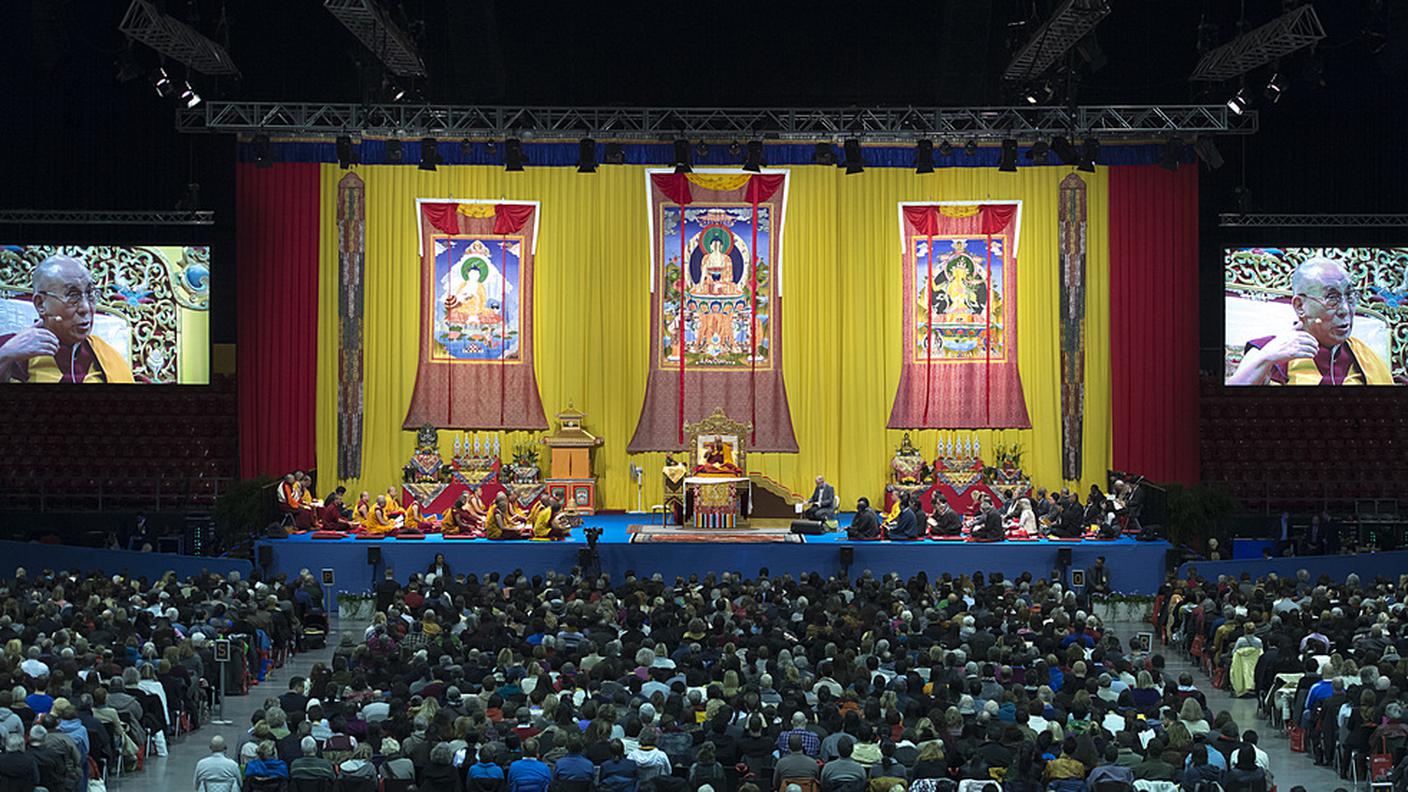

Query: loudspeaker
[[257, 546, 273, 568], [367, 546, 382, 566], [790, 519, 825, 535], [1056, 547, 1072, 569], [839, 547, 855, 567]]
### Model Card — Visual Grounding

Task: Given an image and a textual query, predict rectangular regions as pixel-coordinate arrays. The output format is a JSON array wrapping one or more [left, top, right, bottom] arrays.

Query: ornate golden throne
[[682, 408, 752, 528]]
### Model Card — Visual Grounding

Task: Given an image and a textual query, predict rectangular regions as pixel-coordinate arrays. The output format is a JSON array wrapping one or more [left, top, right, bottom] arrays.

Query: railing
[[0, 477, 235, 513]]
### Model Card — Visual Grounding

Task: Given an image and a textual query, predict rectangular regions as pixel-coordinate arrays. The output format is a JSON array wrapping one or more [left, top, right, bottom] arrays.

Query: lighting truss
[[1218, 213, 1408, 228], [0, 210, 215, 226], [1190, 4, 1325, 82], [118, 0, 239, 77], [175, 102, 1258, 140], [1004, 0, 1113, 81], [323, 0, 426, 77]]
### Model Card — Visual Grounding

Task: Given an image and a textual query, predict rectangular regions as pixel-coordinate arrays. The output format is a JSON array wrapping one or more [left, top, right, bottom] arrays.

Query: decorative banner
[[336, 172, 366, 479], [402, 200, 547, 430], [1058, 174, 1088, 481], [629, 171, 797, 452], [889, 202, 1031, 428]]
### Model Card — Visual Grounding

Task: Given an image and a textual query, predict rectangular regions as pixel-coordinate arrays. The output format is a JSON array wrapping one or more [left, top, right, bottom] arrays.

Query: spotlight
[[1051, 136, 1077, 164], [253, 134, 273, 169], [997, 139, 1018, 172], [937, 140, 954, 157], [742, 140, 765, 173], [811, 143, 837, 166], [1159, 137, 1186, 172], [418, 137, 439, 171], [152, 67, 173, 98], [842, 139, 865, 175], [1077, 137, 1100, 173], [504, 138, 526, 171], [603, 142, 625, 164], [1264, 72, 1286, 103], [672, 139, 692, 174], [1194, 136, 1224, 170], [1025, 139, 1049, 164], [387, 139, 403, 163], [915, 139, 935, 174], [179, 81, 201, 108], [485, 140, 498, 154], [459, 139, 474, 157], [964, 140, 979, 157], [388, 80, 407, 102], [1023, 80, 1054, 105], [1226, 88, 1250, 116], [728, 140, 743, 157], [577, 138, 598, 173], [336, 136, 357, 169], [694, 141, 710, 158]]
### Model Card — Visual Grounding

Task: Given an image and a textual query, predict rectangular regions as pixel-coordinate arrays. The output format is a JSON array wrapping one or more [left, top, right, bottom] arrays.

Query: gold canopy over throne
[[682, 408, 752, 528]]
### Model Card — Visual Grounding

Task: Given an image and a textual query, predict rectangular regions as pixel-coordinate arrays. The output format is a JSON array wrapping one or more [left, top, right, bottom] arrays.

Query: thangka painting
[[336, 172, 366, 479], [1224, 247, 1407, 385], [402, 200, 547, 429], [1058, 174, 1089, 480], [889, 202, 1031, 428], [629, 171, 797, 452]]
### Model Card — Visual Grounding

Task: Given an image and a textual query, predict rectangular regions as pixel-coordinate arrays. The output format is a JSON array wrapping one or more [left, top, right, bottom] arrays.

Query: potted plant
[[212, 476, 274, 555]]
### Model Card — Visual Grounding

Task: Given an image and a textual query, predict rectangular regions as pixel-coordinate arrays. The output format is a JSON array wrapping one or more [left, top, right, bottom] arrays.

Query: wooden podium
[[542, 405, 604, 514]]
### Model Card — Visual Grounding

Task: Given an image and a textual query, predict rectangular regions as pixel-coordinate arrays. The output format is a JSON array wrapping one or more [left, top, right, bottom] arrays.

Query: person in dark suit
[[804, 476, 837, 522], [971, 503, 1004, 542], [928, 497, 962, 536], [888, 495, 920, 540], [848, 498, 881, 539]]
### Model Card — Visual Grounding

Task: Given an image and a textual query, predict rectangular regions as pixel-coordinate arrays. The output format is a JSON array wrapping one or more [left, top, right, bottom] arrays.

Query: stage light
[[915, 139, 935, 174], [964, 140, 979, 157], [1194, 136, 1224, 170], [485, 140, 497, 154], [504, 138, 526, 171], [672, 139, 692, 174], [603, 142, 625, 164], [937, 140, 954, 157], [577, 138, 598, 173], [1077, 137, 1100, 173], [253, 134, 273, 169], [459, 139, 473, 157], [1022, 80, 1054, 105], [812, 143, 837, 166], [1226, 88, 1250, 116], [1051, 136, 1077, 164], [386, 139, 403, 163], [1264, 72, 1286, 103], [742, 140, 765, 173], [1025, 139, 1050, 164], [388, 80, 407, 102], [179, 81, 201, 108], [842, 138, 865, 175], [694, 141, 710, 158], [418, 137, 439, 171], [336, 135, 357, 169], [728, 140, 742, 157], [152, 67, 173, 97], [1159, 137, 1186, 171], [997, 139, 1018, 172]]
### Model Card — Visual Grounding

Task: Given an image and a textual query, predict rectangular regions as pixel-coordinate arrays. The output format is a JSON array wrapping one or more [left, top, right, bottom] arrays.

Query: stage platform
[[259, 514, 1169, 597]]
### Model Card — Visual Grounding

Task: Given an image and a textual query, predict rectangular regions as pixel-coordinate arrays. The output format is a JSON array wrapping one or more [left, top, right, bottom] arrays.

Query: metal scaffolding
[[1004, 0, 1113, 81], [0, 210, 215, 226], [324, 0, 426, 77], [1191, 4, 1325, 82], [1218, 213, 1408, 228], [119, 0, 239, 77], [175, 102, 1259, 140]]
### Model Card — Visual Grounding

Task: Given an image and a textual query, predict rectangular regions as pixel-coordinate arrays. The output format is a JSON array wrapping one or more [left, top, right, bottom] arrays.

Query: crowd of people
[[0, 564, 319, 792], [217, 563, 1299, 792], [276, 472, 577, 541], [1158, 565, 1408, 783]]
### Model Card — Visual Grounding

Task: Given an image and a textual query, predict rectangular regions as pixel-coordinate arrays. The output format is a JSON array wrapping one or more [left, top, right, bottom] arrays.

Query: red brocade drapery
[[236, 163, 320, 478], [889, 203, 1030, 429], [1110, 165, 1200, 484], [401, 201, 547, 430]]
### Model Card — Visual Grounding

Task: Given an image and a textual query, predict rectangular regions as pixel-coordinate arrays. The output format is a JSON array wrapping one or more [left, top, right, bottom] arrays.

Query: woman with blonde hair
[[1179, 697, 1210, 737]]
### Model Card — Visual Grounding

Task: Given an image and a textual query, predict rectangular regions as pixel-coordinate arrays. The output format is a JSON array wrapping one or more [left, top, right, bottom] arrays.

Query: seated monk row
[[309, 485, 574, 540], [276, 471, 318, 529]]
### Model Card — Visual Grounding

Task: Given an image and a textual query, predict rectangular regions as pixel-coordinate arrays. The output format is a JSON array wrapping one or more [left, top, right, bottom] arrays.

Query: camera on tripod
[[584, 525, 603, 548]]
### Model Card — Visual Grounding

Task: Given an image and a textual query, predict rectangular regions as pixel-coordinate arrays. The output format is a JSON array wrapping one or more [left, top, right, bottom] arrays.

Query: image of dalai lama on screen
[[1228, 256, 1393, 386], [0, 255, 135, 384]]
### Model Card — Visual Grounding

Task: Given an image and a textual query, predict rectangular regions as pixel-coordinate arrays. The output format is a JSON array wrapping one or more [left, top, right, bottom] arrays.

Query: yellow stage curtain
[[316, 163, 1111, 510]]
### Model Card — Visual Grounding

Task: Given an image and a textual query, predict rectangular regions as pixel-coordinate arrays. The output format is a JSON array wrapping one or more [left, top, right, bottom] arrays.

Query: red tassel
[[923, 230, 934, 426]]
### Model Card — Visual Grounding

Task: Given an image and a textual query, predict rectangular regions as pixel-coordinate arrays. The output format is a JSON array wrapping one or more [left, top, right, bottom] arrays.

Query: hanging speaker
[[367, 546, 381, 566]]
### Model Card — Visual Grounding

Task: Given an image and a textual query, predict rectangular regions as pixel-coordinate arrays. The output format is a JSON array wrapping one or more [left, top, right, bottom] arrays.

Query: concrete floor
[[116, 618, 1352, 792]]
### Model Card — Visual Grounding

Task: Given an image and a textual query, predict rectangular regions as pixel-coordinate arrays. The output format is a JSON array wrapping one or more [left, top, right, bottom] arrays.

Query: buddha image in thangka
[[431, 236, 522, 361], [660, 206, 772, 369], [913, 236, 1007, 361]]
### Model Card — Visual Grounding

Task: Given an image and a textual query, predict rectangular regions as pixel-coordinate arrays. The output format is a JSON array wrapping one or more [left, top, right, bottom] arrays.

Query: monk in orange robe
[[0, 255, 136, 384], [383, 487, 405, 520], [318, 493, 352, 531], [363, 495, 398, 535], [352, 492, 372, 526], [277, 473, 315, 530], [404, 499, 436, 532], [483, 492, 528, 540], [442, 494, 476, 535]]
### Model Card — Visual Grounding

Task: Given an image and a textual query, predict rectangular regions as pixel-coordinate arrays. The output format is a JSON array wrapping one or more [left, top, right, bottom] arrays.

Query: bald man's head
[[1291, 256, 1356, 347], [32, 255, 96, 346], [209, 734, 227, 753]]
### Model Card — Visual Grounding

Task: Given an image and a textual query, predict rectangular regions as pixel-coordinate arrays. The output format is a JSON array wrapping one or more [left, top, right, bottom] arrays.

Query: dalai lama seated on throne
[[695, 435, 743, 476]]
